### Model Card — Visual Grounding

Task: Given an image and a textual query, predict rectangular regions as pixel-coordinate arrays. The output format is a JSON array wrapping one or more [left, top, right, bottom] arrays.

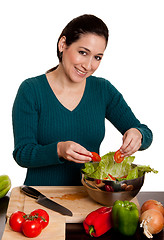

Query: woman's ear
[[58, 36, 66, 52]]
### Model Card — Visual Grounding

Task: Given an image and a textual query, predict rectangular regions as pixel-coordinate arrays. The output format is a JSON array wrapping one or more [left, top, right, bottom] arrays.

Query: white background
[[1, 0, 164, 191]]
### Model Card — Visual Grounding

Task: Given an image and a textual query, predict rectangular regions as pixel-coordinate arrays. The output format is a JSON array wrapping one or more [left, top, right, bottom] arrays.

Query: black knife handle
[[20, 186, 45, 199]]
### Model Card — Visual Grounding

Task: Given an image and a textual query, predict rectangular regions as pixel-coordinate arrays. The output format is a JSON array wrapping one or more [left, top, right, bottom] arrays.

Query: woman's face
[[59, 33, 107, 83]]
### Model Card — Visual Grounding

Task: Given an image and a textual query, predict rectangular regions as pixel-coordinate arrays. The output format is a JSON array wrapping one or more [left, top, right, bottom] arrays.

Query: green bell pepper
[[112, 200, 139, 236]]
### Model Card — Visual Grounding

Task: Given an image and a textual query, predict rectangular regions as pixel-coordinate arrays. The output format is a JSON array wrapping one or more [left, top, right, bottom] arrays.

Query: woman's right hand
[[57, 141, 92, 163]]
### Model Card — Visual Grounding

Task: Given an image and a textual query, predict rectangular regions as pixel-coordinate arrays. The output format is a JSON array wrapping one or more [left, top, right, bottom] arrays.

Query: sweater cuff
[[37, 142, 65, 165], [135, 127, 153, 151]]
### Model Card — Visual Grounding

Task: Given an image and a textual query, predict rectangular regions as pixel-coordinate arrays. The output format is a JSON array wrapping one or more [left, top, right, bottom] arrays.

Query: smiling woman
[[56, 33, 106, 83], [12, 14, 153, 186]]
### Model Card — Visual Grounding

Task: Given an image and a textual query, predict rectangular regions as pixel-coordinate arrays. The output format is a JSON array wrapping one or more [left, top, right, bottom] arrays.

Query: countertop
[[0, 191, 163, 240]]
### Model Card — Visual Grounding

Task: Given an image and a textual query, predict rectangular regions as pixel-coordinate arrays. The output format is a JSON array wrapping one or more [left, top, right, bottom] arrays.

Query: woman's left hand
[[119, 128, 142, 157]]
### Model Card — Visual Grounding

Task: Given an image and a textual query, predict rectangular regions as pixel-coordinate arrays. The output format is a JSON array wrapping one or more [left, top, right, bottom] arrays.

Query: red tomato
[[30, 209, 49, 229], [22, 219, 42, 238], [9, 211, 26, 232], [95, 179, 102, 184], [91, 152, 101, 162], [114, 150, 124, 163], [105, 185, 114, 192]]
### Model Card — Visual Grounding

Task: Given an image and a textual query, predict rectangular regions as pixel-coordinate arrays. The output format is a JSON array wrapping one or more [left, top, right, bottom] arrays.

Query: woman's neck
[[46, 64, 86, 91]]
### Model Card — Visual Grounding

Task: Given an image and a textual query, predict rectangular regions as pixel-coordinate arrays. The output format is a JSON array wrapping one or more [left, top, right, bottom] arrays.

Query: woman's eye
[[79, 51, 87, 56], [95, 56, 102, 61]]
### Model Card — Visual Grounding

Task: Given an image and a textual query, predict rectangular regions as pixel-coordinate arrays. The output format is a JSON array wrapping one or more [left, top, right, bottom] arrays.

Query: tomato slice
[[114, 150, 124, 163], [91, 152, 101, 162], [79, 152, 101, 161]]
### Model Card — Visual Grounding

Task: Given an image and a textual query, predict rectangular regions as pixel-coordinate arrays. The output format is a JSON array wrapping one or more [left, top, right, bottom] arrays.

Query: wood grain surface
[[2, 186, 140, 239]]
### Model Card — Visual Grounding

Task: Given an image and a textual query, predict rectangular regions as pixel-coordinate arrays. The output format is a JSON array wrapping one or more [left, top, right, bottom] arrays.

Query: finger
[[75, 152, 92, 162], [65, 142, 92, 162], [67, 155, 91, 163], [75, 145, 93, 158], [67, 156, 86, 163], [121, 140, 141, 157], [67, 151, 92, 162], [120, 136, 132, 153], [120, 136, 135, 156], [69, 142, 92, 157]]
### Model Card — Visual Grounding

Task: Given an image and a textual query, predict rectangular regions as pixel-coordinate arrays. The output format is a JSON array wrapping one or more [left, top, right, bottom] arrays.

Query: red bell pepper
[[108, 174, 116, 181], [83, 207, 113, 237]]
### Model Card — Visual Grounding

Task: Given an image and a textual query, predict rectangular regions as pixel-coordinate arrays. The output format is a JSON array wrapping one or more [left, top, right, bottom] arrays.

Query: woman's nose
[[82, 57, 93, 71]]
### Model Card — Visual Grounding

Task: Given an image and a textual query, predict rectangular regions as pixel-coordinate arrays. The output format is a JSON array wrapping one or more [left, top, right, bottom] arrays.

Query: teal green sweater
[[12, 74, 152, 186]]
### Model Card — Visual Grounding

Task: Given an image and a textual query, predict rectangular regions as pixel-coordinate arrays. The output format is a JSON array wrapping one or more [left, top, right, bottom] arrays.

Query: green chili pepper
[[112, 200, 139, 236]]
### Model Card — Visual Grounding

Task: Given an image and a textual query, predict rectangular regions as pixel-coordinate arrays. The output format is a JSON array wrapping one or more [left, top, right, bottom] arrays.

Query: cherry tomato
[[105, 185, 114, 192], [22, 219, 42, 238], [91, 152, 101, 162], [95, 179, 102, 184], [30, 209, 49, 229], [9, 211, 26, 232], [114, 150, 124, 163]]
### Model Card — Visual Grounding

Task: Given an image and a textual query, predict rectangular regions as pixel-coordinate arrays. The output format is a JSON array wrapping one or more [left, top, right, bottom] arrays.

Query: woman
[[12, 14, 152, 186]]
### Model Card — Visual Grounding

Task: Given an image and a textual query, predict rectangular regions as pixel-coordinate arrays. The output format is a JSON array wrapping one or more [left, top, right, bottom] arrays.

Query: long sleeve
[[104, 80, 153, 150], [12, 79, 63, 168]]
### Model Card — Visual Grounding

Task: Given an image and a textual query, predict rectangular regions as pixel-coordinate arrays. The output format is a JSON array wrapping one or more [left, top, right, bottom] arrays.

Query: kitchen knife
[[20, 185, 73, 216]]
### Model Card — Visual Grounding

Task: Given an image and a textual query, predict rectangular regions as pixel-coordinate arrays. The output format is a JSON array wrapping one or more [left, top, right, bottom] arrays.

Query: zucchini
[[0, 175, 11, 198]]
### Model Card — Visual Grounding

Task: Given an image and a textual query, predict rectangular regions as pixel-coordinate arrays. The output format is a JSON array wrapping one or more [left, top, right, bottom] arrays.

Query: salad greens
[[82, 152, 158, 181]]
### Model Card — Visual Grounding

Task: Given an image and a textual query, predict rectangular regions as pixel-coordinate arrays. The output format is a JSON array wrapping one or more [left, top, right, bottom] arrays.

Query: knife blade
[[20, 185, 73, 216]]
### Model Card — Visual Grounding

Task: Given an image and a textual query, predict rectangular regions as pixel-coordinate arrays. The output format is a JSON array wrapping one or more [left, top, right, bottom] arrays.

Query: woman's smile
[[74, 67, 87, 77]]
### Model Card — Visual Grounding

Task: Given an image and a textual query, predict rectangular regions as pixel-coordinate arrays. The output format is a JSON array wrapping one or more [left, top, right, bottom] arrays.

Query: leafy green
[[137, 165, 158, 177], [126, 167, 138, 180], [82, 152, 158, 181]]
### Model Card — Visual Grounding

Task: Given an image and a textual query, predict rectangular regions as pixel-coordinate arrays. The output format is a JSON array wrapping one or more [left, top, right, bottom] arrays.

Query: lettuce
[[82, 152, 158, 181], [137, 165, 158, 177]]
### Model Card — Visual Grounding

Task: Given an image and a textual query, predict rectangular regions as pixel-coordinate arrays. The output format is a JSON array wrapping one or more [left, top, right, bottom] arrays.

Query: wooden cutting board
[[2, 216, 65, 240], [2, 186, 140, 239]]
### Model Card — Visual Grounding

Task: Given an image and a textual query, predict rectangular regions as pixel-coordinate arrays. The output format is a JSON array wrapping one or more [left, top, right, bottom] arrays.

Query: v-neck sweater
[[12, 74, 153, 186]]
